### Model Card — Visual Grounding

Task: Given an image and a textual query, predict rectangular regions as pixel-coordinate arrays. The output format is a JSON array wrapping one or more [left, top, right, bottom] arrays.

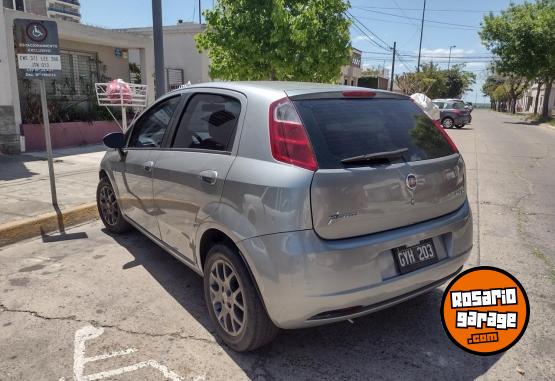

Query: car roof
[[170, 81, 407, 99]]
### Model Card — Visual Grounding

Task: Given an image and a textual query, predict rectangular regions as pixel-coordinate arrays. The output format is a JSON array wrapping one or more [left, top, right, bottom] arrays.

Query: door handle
[[143, 161, 154, 173], [199, 170, 218, 185]]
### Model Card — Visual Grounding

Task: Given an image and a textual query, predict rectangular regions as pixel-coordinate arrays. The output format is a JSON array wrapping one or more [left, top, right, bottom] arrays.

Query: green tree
[[482, 75, 505, 109], [395, 62, 475, 99], [492, 84, 509, 111], [196, 0, 352, 82], [480, 1, 555, 118]]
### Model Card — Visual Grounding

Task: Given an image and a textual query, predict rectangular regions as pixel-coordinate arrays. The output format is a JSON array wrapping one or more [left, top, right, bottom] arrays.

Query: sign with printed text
[[441, 266, 529, 356], [13, 19, 61, 79]]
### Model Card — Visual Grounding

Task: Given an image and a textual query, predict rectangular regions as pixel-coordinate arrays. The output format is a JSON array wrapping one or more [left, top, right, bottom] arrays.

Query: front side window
[[128, 96, 181, 148], [172, 93, 241, 152]]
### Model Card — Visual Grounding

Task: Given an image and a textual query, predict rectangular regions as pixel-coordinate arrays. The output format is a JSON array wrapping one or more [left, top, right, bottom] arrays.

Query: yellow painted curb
[[0, 203, 98, 247]]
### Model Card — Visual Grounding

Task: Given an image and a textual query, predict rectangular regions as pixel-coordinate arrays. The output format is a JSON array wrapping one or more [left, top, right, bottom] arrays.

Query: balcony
[[50, 0, 80, 7], [47, 6, 81, 18]]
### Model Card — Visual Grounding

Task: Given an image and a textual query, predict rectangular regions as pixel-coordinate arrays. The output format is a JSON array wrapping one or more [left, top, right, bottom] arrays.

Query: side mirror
[[103, 132, 125, 149]]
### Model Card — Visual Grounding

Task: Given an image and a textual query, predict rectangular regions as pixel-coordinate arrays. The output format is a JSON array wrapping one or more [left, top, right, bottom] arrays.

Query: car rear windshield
[[294, 98, 456, 169], [452, 101, 466, 110]]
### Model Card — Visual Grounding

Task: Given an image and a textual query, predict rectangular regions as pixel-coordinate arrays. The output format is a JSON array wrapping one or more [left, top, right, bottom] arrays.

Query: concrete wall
[[518, 83, 555, 115], [0, 7, 20, 153], [125, 23, 210, 85], [21, 120, 120, 151], [25, 0, 47, 16]]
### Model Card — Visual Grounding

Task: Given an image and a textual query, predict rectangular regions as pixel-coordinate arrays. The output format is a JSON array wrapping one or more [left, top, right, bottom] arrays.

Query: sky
[[80, 0, 526, 104]]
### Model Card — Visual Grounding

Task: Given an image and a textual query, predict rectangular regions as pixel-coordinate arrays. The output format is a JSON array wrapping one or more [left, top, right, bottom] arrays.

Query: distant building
[[123, 22, 211, 91], [3, 0, 81, 22], [518, 82, 555, 116], [338, 48, 362, 86]]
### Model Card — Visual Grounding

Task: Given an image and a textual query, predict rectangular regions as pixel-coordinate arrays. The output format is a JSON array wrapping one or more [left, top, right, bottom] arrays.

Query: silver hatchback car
[[97, 82, 472, 352]]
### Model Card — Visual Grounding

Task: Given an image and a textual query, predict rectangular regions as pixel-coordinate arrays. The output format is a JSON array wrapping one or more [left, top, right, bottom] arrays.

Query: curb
[[540, 122, 555, 132], [0, 203, 98, 247]]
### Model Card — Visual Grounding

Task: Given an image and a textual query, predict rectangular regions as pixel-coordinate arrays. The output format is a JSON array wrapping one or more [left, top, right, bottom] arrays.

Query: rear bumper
[[239, 200, 473, 329], [455, 115, 471, 125]]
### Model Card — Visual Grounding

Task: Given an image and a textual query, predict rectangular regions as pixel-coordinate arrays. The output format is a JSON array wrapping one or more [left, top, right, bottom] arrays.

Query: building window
[[166, 68, 184, 91], [3, 0, 25, 11], [351, 53, 361, 68], [48, 50, 99, 96], [344, 79, 348, 85]]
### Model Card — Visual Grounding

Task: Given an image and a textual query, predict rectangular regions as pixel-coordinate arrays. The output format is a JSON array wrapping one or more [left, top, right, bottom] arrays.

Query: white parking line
[[66, 325, 204, 381]]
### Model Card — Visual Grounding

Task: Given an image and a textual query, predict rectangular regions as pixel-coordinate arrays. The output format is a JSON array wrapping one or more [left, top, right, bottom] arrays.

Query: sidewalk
[[0, 145, 104, 226]]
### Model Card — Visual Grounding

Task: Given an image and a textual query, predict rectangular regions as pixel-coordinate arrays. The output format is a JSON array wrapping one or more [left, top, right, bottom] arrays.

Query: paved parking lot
[[1, 110, 554, 380]]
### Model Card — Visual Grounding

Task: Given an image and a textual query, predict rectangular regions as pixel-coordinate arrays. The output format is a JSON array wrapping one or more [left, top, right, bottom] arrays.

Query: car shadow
[[106, 229, 501, 380], [503, 120, 540, 126]]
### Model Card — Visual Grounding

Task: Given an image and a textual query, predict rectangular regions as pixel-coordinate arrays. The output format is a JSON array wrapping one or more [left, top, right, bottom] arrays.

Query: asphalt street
[[1, 110, 554, 380]]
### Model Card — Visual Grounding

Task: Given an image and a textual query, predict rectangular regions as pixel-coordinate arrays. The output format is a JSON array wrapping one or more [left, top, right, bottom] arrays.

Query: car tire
[[96, 177, 132, 234], [203, 244, 278, 352], [442, 118, 454, 129]]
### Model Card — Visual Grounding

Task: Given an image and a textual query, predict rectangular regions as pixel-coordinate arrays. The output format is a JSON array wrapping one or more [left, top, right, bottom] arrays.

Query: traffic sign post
[[14, 19, 62, 207]]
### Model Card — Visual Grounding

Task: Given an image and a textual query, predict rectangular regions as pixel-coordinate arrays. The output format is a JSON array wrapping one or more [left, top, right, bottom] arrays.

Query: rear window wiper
[[341, 148, 408, 165]]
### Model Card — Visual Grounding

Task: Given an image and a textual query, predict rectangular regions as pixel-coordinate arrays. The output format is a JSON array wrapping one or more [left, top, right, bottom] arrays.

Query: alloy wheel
[[98, 185, 120, 226], [208, 259, 246, 336]]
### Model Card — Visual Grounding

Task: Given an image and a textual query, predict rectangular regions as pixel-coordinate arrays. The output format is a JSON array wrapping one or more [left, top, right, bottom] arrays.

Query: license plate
[[393, 239, 438, 274]]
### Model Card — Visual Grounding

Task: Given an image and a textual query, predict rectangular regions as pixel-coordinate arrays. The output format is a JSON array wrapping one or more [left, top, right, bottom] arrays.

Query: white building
[[518, 82, 555, 116], [3, 0, 81, 22], [338, 48, 362, 86], [124, 22, 211, 91], [0, 6, 154, 153]]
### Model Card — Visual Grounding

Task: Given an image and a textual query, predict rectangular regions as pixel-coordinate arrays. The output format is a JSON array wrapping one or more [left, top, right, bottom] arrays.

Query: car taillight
[[269, 98, 318, 171], [433, 120, 459, 153], [342, 91, 376, 98]]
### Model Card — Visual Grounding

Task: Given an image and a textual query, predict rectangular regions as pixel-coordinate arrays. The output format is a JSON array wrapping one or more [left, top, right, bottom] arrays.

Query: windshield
[[294, 98, 456, 169]]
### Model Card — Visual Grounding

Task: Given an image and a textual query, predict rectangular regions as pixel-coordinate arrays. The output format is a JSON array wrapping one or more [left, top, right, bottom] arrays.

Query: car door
[[151, 90, 245, 263], [111, 95, 182, 238]]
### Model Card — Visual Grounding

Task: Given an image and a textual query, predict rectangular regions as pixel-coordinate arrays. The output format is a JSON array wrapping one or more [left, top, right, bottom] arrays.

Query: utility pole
[[389, 41, 396, 91], [417, 0, 426, 72], [448, 45, 456, 70], [152, 0, 166, 98], [199, 0, 202, 24]]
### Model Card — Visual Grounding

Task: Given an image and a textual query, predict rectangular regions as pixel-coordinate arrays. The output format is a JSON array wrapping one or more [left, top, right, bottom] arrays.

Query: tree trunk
[[533, 82, 543, 115], [511, 98, 517, 114], [541, 80, 553, 119]]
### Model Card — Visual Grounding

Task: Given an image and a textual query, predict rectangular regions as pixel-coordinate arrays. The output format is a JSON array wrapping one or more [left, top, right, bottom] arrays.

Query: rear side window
[[294, 98, 456, 169], [172, 93, 241, 152]]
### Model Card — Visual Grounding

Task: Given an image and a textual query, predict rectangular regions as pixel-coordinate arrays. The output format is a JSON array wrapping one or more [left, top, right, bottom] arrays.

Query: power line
[[360, 51, 494, 59], [350, 21, 390, 51], [354, 14, 480, 32], [353, 7, 482, 30], [353, 6, 501, 14], [347, 11, 391, 50]]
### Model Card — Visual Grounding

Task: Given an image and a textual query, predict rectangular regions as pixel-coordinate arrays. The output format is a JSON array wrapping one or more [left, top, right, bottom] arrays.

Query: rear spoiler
[[286, 89, 410, 101]]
